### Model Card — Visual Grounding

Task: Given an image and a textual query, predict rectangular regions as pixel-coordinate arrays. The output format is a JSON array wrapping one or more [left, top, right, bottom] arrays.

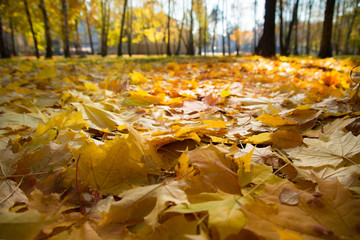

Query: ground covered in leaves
[[0, 56, 360, 240]]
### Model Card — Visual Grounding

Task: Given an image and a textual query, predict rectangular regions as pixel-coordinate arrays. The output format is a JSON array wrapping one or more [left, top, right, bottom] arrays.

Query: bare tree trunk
[[166, 0, 171, 56], [117, 0, 128, 56], [187, 0, 195, 55], [0, 11, 10, 58], [318, 0, 336, 58], [211, 8, 218, 55], [24, 0, 39, 58], [222, 0, 225, 55], [203, 1, 207, 56], [100, 0, 110, 57], [196, 0, 203, 55], [227, 28, 231, 55], [39, 0, 52, 58], [175, 11, 186, 55], [282, 0, 299, 56], [61, 0, 70, 58], [344, 0, 359, 54], [74, 18, 83, 56], [127, 2, 133, 57], [9, 17, 16, 56], [85, 6, 94, 55], [235, 31, 240, 55], [293, 3, 299, 55], [253, 0, 257, 54], [198, 26, 202, 55], [153, 26, 160, 55], [305, 0, 313, 55], [255, 0, 276, 57], [333, 0, 341, 55], [279, 0, 284, 55]]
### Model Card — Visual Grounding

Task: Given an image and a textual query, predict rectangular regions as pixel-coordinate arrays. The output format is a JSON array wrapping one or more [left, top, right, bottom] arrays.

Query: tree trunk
[[235, 32, 240, 56], [39, 0, 52, 58], [127, 3, 133, 57], [293, 5, 299, 55], [175, 11, 186, 55], [279, 0, 284, 55], [334, 0, 341, 55], [203, 1, 207, 56], [100, 0, 110, 57], [344, 0, 359, 54], [211, 9, 218, 55], [24, 0, 39, 58], [198, 26, 202, 55], [253, 0, 257, 54], [0, 11, 10, 58], [61, 0, 70, 58], [9, 17, 16, 56], [227, 29, 231, 55], [166, 0, 171, 56], [117, 0, 128, 56], [187, 0, 195, 55], [85, 6, 94, 55], [318, 0, 336, 58], [75, 18, 83, 56], [255, 0, 276, 57], [153, 25, 160, 55], [281, 0, 299, 56], [305, 0, 313, 55], [222, 0, 225, 55]]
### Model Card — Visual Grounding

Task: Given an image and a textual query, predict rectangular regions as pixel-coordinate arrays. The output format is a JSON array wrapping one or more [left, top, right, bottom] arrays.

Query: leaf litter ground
[[0, 56, 360, 240]]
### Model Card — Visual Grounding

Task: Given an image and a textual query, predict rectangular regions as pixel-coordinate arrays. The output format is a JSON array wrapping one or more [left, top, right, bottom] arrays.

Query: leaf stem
[[0, 177, 24, 205]]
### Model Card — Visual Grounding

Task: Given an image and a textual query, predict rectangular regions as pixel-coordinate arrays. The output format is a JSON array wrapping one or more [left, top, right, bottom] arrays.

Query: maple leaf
[[72, 124, 165, 194], [0, 149, 27, 208], [286, 130, 360, 168], [256, 112, 297, 127], [0, 209, 54, 240], [136, 215, 199, 240], [271, 128, 303, 149], [241, 179, 360, 239], [72, 102, 126, 131], [104, 181, 189, 228], [168, 191, 247, 240], [17, 142, 72, 174]]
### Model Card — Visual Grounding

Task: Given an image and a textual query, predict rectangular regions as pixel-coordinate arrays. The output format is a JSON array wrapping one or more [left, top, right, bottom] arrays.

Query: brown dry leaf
[[17, 142, 72, 174], [104, 180, 189, 228], [285, 130, 360, 168], [279, 188, 299, 206], [242, 179, 360, 240], [271, 129, 303, 149]]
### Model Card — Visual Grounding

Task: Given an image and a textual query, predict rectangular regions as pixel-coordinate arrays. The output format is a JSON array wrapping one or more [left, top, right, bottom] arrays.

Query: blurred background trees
[[0, 0, 359, 58]]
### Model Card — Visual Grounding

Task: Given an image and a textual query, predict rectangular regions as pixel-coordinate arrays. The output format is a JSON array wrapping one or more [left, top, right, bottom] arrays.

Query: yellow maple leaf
[[202, 120, 228, 128], [243, 132, 273, 145], [73, 128, 163, 194], [256, 112, 297, 127], [35, 111, 87, 137], [235, 146, 255, 172], [175, 152, 195, 178], [129, 71, 148, 84]]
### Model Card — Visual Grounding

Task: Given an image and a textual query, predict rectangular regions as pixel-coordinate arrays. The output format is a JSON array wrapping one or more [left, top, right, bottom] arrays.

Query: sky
[[169, 0, 265, 32], [206, 0, 265, 32]]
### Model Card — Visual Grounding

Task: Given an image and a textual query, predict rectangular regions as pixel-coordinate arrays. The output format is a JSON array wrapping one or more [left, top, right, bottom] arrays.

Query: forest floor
[[0, 56, 360, 240]]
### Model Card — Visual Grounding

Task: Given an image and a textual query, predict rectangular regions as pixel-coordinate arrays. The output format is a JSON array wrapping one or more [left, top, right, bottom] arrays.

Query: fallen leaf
[[285, 130, 360, 168], [256, 112, 297, 127], [279, 188, 299, 206], [271, 129, 303, 149]]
